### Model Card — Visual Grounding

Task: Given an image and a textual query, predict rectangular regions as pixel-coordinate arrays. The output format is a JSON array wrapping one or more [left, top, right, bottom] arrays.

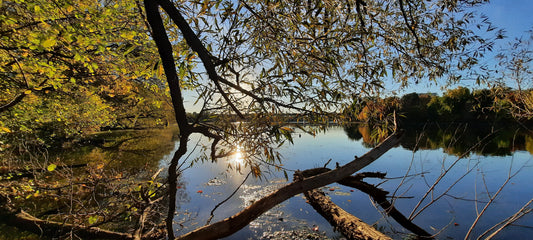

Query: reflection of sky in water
[[163, 127, 533, 239]]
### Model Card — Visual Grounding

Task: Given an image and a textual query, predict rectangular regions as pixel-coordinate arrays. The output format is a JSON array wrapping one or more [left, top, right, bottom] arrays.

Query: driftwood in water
[[175, 131, 403, 240], [302, 168, 432, 238], [338, 176, 433, 238], [304, 188, 392, 240]]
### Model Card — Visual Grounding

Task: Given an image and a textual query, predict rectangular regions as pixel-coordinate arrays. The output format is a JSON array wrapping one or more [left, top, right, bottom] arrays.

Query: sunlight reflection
[[231, 145, 244, 167]]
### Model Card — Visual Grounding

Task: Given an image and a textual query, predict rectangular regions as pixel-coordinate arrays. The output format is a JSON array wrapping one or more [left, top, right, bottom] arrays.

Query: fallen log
[[0, 209, 133, 240], [304, 188, 392, 240], [175, 130, 403, 240], [301, 168, 432, 237], [338, 176, 433, 238]]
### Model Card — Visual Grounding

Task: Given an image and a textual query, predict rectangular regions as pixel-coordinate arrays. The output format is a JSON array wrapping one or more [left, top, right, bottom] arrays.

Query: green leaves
[[88, 215, 99, 225], [0, 0, 168, 140], [41, 37, 56, 48], [47, 163, 57, 172]]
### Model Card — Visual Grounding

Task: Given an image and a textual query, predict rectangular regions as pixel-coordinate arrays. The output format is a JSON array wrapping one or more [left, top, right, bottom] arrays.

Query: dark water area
[[2, 123, 532, 239], [346, 122, 533, 156]]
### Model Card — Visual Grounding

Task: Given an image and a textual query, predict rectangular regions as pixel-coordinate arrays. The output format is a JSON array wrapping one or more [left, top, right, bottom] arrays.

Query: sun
[[231, 146, 244, 167]]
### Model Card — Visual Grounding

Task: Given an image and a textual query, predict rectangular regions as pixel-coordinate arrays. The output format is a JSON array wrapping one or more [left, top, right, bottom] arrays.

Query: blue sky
[[481, 0, 533, 38], [183, 0, 533, 111], [391, 0, 533, 96]]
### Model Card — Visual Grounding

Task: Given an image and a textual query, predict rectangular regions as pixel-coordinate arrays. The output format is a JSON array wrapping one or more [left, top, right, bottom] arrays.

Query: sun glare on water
[[231, 146, 244, 167]]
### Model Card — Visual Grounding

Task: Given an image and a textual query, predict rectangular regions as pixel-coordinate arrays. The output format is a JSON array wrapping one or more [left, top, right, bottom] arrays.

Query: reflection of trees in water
[[0, 127, 188, 238], [344, 124, 387, 148], [343, 124, 363, 141], [343, 123, 533, 156], [58, 128, 180, 173], [526, 135, 533, 155]]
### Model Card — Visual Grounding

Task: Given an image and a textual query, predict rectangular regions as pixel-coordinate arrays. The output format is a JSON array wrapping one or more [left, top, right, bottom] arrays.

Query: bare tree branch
[[479, 198, 533, 240], [206, 171, 252, 225]]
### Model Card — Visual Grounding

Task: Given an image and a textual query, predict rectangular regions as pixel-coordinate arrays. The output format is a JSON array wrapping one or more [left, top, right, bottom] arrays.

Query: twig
[[206, 171, 252, 225], [478, 198, 533, 240], [398, 0, 421, 54], [408, 132, 494, 220], [464, 157, 527, 239], [392, 129, 424, 204]]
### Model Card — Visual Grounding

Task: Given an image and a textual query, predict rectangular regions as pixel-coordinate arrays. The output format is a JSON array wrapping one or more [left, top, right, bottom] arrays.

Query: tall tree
[[0, 0, 169, 139], [142, 0, 500, 239]]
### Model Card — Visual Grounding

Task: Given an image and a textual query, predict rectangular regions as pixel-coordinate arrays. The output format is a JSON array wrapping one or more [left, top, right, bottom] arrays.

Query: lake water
[[160, 124, 533, 239], [2, 124, 532, 239]]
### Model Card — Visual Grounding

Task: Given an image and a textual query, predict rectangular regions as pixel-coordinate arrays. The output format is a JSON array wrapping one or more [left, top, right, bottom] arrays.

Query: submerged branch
[[338, 176, 432, 238]]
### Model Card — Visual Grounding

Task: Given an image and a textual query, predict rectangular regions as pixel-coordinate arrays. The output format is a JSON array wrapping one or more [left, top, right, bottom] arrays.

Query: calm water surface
[[161, 125, 533, 239], [5, 125, 528, 239]]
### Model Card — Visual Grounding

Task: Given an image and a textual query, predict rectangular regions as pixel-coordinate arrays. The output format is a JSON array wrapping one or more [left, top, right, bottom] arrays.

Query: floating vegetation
[[206, 177, 226, 186], [333, 191, 352, 196], [259, 227, 331, 240], [241, 179, 288, 207], [239, 179, 328, 238]]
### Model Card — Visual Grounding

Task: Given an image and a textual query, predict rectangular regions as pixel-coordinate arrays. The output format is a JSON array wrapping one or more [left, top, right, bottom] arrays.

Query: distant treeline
[[343, 87, 533, 125]]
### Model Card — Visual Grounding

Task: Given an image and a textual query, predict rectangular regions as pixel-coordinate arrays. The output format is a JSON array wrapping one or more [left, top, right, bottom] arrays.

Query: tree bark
[[175, 131, 402, 240], [304, 188, 392, 240]]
